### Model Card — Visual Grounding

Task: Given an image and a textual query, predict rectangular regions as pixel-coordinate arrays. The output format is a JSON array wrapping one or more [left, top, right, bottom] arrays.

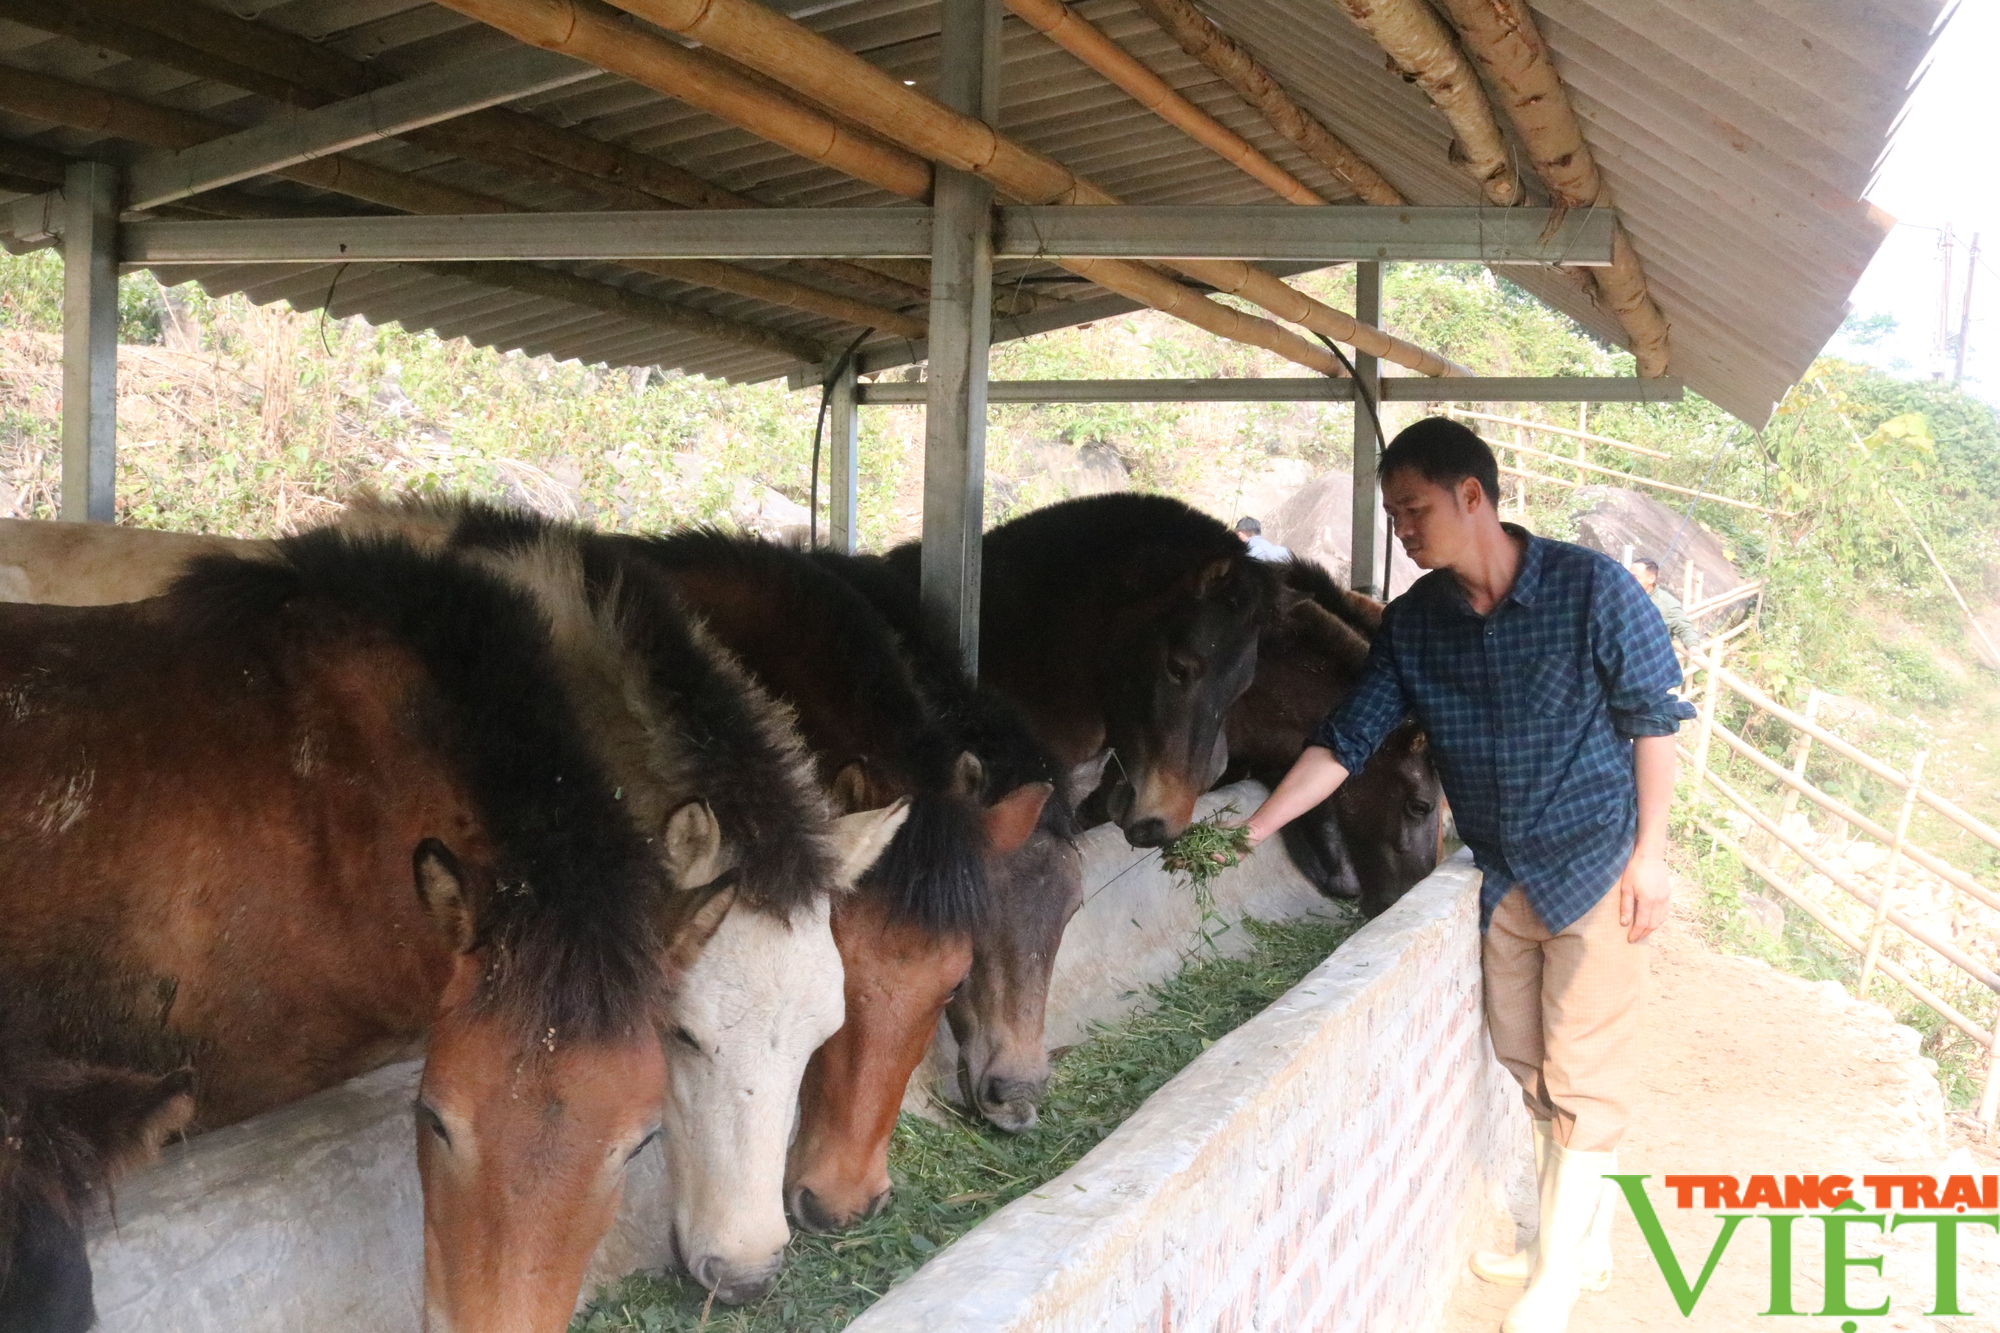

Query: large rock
[[1267, 470, 1421, 596], [1569, 486, 1747, 617]]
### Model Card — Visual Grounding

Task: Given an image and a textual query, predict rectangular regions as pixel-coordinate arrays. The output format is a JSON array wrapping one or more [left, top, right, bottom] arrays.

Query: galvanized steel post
[[1350, 260, 1381, 595], [828, 358, 860, 554], [61, 160, 119, 522], [918, 0, 1000, 673]]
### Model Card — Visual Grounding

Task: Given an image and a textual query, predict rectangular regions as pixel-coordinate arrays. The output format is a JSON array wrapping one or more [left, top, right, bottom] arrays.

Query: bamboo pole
[[1858, 751, 1928, 998], [1695, 763, 2000, 995], [1127, 0, 1401, 205], [1482, 435, 1785, 516], [1696, 818, 1994, 1051], [1004, 0, 1322, 205], [1685, 580, 1764, 620], [1498, 461, 1576, 490], [1431, 0, 1670, 376], [1768, 688, 1822, 859], [1692, 637, 1723, 787], [1711, 663, 2000, 857], [594, 0, 1470, 377], [1981, 1011, 2000, 1130], [1323, 0, 1518, 205], [1451, 409, 1671, 459]]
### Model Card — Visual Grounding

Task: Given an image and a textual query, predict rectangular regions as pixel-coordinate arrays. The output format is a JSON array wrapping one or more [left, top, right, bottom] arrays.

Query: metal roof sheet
[[0, 0, 1948, 421]]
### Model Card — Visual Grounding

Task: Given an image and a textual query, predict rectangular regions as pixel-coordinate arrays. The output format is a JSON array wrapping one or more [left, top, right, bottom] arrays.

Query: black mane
[[1278, 556, 1381, 639], [808, 549, 1078, 841], [174, 529, 664, 1042], [616, 530, 988, 937]]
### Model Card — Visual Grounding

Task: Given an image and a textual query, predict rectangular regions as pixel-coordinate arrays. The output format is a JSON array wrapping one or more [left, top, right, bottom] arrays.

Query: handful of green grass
[[1158, 807, 1254, 913]]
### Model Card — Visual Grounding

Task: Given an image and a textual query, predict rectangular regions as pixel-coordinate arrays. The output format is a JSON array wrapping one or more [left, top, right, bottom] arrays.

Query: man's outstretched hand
[[1616, 847, 1672, 943]]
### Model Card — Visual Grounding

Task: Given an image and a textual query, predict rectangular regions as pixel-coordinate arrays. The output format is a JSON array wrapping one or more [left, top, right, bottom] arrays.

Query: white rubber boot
[[1501, 1140, 1616, 1333], [1470, 1119, 1551, 1284], [1472, 1127, 1616, 1292]]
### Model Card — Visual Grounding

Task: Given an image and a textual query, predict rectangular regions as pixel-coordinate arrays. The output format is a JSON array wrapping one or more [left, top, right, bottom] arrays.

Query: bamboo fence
[[1681, 639, 2000, 1127]]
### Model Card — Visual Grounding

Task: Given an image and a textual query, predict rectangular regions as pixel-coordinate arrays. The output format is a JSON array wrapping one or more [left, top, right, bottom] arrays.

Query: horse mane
[[808, 549, 1079, 841], [1278, 556, 1384, 637], [614, 529, 988, 937], [341, 495, 838, 924], [173, 529, 668, 1043]]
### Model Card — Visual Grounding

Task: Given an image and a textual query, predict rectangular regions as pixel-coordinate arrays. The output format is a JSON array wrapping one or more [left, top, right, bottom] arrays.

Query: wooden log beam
[[1126, 0, 1401, 205], [1324, 0, 1518, 206], [1431, 0, 1670, 376], [0, 70, 823, 361], [1003, 0, 1324, 205], [597, 0, 1466, 375]]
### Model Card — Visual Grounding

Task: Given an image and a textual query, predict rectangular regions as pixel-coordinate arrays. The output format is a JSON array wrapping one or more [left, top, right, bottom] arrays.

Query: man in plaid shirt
[[1243, 418, 1693, 1333]]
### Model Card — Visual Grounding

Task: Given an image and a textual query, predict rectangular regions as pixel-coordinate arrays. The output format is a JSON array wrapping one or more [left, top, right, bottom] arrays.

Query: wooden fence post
[[1692, 638, 1724, 794], [1982, 1011, 2000, 1133], [1858, 749, 1927, 999], [1767, 689, 1823, 861]]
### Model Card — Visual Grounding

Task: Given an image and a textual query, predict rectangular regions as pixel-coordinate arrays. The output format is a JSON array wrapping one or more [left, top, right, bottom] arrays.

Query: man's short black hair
[[1377, 417, 1500, 508], [1233, 516, 1262, 535], [1632, 558, 1661, 576]]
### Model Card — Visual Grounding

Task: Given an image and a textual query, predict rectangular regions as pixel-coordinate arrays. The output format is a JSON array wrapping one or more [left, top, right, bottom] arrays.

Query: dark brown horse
[[0, 528, 749, 1332], [810, 547, 1084, 1133], [607, 531, 1050, 1232], [1224, 559, 1442, 918], [886, 494, 1278, 847], [0, 1008, 193, 1333]]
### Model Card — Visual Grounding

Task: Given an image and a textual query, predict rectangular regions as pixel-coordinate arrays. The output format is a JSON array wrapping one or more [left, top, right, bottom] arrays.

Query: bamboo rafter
[[580, 0, 1466, 376]]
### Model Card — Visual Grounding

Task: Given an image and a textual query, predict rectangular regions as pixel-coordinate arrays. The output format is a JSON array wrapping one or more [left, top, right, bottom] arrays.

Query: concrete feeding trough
[[84, 783, 1517, 1331]]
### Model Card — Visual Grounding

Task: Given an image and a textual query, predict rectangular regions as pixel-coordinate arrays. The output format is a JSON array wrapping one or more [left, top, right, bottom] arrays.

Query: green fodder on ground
[[576, 911, 1359, 1333]]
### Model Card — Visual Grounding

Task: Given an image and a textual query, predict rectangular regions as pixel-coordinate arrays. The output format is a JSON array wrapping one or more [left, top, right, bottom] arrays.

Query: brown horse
[[810, 547, 1084, 1133], [0, 1007, 194, 1333], [0, 528, 752, 1332], [1223, 558, 1442, 918], [609, 531, 1052, 1230], [886, 494, 1278, 847]]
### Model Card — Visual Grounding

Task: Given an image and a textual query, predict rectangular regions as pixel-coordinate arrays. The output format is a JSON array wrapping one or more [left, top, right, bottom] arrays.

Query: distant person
[[1627, 558, 1702, 652], [1233, 516, 1291, 563], [1239, 418, 1694, 1333]]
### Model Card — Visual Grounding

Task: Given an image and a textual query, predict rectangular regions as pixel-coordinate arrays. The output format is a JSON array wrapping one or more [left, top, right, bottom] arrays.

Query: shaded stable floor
[[1441, 899, 2000, 1332]]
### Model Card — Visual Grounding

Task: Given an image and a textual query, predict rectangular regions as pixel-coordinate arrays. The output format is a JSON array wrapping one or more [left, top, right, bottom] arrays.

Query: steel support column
[[919, 0, 1000, 672], [1349, 260, 1382, 596], [828, 358, 860, 555], [61, 161, 118, 523]]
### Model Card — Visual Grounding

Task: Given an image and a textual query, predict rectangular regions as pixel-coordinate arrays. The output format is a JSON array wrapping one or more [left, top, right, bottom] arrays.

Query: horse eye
[[415, 1102, 451, 1147], [626, 1128, 662, 1163], [672, 1025, 704, 1053], [1407, 798, 1436, 818], [1166, 654, 1198, 684]]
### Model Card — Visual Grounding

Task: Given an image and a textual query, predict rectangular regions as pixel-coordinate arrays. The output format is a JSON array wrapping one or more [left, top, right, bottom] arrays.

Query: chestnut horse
[[0, 1007, 194, 1333], [810, 546, 1085, 1133], [886, 494, 1278, 847], [1224, 558, 1442, 918], [0, 528, 788, 1331], [610, 531, 1051, 1231]]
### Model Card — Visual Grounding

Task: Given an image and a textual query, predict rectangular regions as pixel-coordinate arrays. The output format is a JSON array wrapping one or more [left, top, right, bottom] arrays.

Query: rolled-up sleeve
[[1310, 629, 1413, 772], [1594, 564, 1698, 738]]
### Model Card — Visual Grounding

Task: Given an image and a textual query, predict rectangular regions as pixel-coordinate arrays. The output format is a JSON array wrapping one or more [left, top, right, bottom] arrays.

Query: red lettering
[[1822, 1176, 1854, 1206], [1941, 1176, 1983, 1210], [1742, 1175, 1785, 1208], [1711, 1176, 1743, 1209], [1864, 1175, 1909, 1208], [1910, 1177, 1941, 1208], [1665, 1175, 1708, 1209]]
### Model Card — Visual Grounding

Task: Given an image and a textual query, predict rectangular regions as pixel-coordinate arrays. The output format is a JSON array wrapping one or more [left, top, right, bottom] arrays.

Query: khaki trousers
[[1483, 885, 1647, 1153]]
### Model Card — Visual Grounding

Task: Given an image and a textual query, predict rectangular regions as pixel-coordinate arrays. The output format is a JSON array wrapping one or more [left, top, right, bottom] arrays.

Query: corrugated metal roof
[[0, 0, 1947, 420]]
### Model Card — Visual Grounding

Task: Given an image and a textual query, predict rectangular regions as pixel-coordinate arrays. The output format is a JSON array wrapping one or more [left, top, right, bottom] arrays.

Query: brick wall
[[849, 853, 1524, 1333]]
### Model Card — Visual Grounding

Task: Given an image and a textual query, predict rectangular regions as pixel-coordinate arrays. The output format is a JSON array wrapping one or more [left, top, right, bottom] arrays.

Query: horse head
[[411, 810, 735, 1333], [1099, 551, 1271, 847], [660, 799, 906, 1298], [1333, 723, 1443, 917], [0, 1026, 193, 1333]]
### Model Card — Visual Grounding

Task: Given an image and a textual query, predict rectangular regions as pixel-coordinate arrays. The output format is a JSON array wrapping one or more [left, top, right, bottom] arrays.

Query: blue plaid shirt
[[1312, 528, 1695, 932]]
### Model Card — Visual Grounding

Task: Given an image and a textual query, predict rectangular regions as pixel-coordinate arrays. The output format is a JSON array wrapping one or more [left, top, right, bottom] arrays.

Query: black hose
[[808, 327, 875, 548]]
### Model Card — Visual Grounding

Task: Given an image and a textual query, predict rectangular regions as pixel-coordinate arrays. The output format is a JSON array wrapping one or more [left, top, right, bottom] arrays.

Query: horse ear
[[951, 750, 986, 799], [665, 883, 737, 972], [830, 762, 871, 815], [829, 798, 911, 888], [49, 1066, 196, 1178], [983, 782, 1052, 856], [661, 800, 725, 889], [413, 839, 475, 954], [1194, 557, 1236, 597]]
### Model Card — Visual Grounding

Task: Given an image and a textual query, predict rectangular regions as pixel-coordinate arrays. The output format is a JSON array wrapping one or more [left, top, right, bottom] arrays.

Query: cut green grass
[[574, 910, 1359, 1333]]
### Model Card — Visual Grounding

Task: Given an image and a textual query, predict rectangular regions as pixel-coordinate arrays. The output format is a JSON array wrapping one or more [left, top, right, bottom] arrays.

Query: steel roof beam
[[115, 206, 1617, 264], [120, 48, 597, 212], [853, 377, 1684, 404]]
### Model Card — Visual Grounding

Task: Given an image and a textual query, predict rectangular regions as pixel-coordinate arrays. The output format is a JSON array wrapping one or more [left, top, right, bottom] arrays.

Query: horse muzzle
[[689, 1251, 784, 1306]]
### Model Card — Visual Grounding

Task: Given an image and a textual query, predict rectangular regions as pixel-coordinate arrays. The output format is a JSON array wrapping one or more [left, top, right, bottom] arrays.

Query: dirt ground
[[1442, 893, 2000, 1332]]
